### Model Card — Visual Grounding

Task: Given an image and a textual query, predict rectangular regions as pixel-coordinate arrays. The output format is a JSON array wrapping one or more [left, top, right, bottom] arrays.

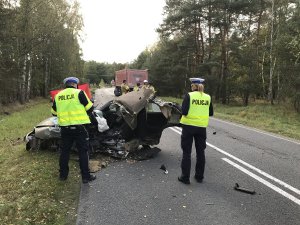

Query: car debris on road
[[160, 164, 169, 174], [234, 183, 256, 195]]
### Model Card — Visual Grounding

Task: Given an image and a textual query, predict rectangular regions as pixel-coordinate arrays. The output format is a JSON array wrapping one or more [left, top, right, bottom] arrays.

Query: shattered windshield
[[146, 103, 161, 113]]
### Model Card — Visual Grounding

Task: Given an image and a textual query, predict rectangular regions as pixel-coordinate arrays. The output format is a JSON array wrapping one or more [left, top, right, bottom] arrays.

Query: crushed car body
[[25, 89, 182, 158]]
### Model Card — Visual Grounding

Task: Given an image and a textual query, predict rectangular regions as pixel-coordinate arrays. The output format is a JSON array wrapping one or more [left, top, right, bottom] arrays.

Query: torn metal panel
[[114, 88, 154, 114], [34, 117, 61, 139]]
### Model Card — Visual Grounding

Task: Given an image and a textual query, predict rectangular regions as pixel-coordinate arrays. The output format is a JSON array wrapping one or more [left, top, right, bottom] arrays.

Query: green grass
[[0, 99, 81, 225], [161, 96, 300, 140], [214, 102, 300, 140]]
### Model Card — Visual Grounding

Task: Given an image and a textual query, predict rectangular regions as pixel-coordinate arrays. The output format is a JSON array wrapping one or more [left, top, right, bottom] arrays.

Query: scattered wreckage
[[24, 89, 182, 158]]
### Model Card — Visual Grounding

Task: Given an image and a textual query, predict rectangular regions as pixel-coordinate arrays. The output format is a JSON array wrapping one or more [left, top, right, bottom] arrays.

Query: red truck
[[114, 69, 149, 96]]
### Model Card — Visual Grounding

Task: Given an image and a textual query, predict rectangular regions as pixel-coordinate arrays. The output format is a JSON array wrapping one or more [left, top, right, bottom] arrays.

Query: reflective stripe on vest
[[180, 92, 211, 127], [55, 88, 91, 126]]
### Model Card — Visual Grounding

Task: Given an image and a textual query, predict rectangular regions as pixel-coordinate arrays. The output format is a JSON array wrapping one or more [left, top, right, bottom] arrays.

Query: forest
[[0, 0, 83, 104], [1, 0, 300, 111], [130, 0, 300, 111]]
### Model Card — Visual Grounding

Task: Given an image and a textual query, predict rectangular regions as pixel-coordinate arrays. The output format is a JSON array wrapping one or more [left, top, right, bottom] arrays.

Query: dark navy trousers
[[59, 125, 90, 179], [181, 124, 207, 179]]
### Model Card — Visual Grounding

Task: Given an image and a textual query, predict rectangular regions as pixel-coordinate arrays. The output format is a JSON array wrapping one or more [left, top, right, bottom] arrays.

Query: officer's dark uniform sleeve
[[209, 100, 214, 116], [181, 94, 190, 116], [78, 90, 94, 114], [51, 100, 57, 116]]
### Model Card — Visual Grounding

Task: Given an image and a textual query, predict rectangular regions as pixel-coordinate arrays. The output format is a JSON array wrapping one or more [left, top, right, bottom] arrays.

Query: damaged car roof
[[110, 89, 181, 130], [113, 88, 154, 115]]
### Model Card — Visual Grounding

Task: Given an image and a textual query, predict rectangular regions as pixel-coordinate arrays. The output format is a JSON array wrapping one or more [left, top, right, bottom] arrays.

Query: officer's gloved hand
[[89, 112, 98, 125]]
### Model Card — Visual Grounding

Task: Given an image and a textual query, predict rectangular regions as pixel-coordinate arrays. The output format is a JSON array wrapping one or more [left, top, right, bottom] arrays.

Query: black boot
[[82, 174, 96, 184], [194, 175, 203, 183], [178, 175, 190, 184]]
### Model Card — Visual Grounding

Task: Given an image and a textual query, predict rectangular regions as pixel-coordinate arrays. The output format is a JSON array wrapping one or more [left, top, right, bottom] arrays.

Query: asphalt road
[[77, 90, 300, 225]]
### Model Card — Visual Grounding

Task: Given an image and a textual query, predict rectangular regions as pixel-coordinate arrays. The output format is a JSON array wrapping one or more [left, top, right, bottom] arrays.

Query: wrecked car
[[24, 89, 182, 158]]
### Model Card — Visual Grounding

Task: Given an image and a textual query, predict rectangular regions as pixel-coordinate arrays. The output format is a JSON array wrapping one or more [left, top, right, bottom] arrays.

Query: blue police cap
[[63, 77, 79, 84], [189, 77, 205, 84]]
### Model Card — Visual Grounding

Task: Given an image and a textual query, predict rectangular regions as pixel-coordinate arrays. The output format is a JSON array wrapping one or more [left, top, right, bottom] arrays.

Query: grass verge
[[162, 97, 300, 141], [0, 99, 81, 225]]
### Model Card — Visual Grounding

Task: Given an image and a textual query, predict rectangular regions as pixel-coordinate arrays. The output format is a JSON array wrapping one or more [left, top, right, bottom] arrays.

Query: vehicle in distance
[[114, 69, 148, 96]]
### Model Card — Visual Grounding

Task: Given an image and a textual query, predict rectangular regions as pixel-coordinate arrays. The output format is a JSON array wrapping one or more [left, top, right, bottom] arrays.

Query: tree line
[[0, 0, 83, 105], [129, 0, 300, 111], [1, 0, 299, 112]]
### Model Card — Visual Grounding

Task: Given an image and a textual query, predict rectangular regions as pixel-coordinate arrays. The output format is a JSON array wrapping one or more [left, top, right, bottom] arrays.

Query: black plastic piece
[[234, 183, 256, 195]]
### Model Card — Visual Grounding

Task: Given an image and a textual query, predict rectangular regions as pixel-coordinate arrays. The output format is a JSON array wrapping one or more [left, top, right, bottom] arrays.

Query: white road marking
[[210, 117, 300, 145], [206, 142, 300, 196], [169, 126, 300, 197], [169, 127, 182, 135], [222, 158, 300, 206]]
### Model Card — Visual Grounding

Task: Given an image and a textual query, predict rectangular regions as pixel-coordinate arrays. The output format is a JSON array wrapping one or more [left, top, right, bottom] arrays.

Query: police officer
[[178, 78, 213, 184], [51, 77, 96, 183], [121, 80, 130, 95], [142, 80, 155, 92]]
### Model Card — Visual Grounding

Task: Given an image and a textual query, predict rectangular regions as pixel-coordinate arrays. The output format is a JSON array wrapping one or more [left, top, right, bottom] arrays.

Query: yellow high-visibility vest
[[121, 84, 129, 94], [142, 85, 155, 93], [180, 91, 211, 127], [133, 86, 140, 91], [53, 88, 92, 126]]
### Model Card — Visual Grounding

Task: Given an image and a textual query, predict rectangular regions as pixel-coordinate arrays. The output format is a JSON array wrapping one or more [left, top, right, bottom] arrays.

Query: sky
[[78, 0, 166, 64]]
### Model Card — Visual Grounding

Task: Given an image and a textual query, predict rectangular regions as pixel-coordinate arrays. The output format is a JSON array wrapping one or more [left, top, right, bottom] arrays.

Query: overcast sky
[[78, 0, 165, 64]]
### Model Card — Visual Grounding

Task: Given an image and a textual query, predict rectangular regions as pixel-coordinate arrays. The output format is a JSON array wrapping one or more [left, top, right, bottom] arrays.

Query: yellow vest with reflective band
[[121, 84, 129, 94], [180, 91, 211, 127], [54, 88, 92, 126]]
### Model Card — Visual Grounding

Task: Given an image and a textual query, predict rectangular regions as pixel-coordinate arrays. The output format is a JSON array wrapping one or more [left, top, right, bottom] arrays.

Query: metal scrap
[[234, 183, 256, 195], [160, 164, 168, 174]]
